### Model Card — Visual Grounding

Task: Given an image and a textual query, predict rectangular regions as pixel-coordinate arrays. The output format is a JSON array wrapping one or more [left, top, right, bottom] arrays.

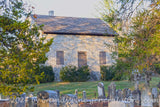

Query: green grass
[[34, 77, 160, 99]]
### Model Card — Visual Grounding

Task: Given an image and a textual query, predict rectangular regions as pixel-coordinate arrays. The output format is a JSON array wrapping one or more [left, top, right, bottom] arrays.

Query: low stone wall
[[0, 99, 10, 107], [79, 101, 108, 107]]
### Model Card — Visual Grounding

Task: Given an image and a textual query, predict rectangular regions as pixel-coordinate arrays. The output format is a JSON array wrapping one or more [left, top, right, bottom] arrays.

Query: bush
[[100, 66, 114, 81], [154, 63, 160, 74], [38, 65, 54, 83], [100, 65, 125, 81], [60, 65, 90, 82]]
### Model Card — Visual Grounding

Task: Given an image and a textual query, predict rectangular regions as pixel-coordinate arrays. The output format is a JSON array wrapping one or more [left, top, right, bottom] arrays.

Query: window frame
[[78, 51, 87, 67], [99, 51, 106, 65], [56, 51, 64, 65]]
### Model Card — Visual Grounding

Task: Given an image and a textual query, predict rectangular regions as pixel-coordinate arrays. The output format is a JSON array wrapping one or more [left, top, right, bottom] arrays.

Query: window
[[56, 51, 64, 65], [99, 51, 106, 65], [78, 52, 87, 67]]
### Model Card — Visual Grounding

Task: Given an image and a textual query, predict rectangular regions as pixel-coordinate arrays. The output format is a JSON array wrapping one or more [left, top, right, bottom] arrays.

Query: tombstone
[[108, 82, 116, 100], [18, 93, 26, 107], [141, 85, 153, 107], [116, 89, 123, 101], [75, 89, 78, 98], [37, 90, 59, 107], [123, 88, 132, 99], [152, 88, 158, 107], [82, 91, 86, 99], [108, 101, 125, 107], [134, 73, 141, 90], [152, 88, 158, 98], [27, 97, 37, 107], [60, 94, 78, 107], [97, 82, 106, 99], [143, 72, 152, 87], [128, 89, 132, 97], [132, 89, 141, 106]]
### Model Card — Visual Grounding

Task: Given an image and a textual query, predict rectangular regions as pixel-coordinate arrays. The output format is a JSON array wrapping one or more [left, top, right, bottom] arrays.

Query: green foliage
[[0, 0, 53, 96], [100, 65, 126, 81], [153, 63, 160, 74], [60, 65, 90, 82], [100, 66, 114, 81], [38, 65, 54, 83], [102, 0, 160, 84]]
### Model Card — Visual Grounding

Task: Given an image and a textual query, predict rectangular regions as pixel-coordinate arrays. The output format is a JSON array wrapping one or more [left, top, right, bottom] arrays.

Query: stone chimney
[[48, 10, 54, 16]]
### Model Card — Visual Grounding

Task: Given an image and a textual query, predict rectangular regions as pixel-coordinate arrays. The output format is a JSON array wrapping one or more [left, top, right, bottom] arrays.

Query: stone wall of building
[[44, 34, 114, 81]]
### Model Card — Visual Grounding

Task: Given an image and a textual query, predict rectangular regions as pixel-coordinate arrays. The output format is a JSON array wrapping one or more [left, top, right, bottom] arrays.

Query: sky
[[24, 0, 102, 18]]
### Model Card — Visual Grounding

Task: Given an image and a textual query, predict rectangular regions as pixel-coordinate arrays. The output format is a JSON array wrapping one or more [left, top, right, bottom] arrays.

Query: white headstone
[[98, 87, 103, 96], [97, 82, 106, 99], [152, 88, 158, 98], [141, 86, 153, 107]]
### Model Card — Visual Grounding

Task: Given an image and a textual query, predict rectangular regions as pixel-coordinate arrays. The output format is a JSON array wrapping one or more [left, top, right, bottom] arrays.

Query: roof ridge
[[31, 14, 101, 20]]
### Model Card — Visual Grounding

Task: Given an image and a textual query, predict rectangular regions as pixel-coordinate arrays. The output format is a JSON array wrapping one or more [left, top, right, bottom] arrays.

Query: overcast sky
[[24, 0, 102, 18]]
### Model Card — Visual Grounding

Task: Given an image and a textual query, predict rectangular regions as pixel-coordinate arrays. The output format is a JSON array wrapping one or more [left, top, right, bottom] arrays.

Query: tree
[[0, 0, 53, 96], [101, 0, 160, 86]]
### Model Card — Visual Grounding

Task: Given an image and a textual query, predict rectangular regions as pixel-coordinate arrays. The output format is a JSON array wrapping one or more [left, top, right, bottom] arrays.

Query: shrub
[[60, 65, 90, 82], [38, 65, 54, 83], [100, 65, 126, 81], [154, 63, 160, 74], [100, 65, 114, 81]]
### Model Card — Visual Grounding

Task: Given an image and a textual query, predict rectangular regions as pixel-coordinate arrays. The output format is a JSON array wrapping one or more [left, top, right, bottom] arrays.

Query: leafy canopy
[[101, 0, 160, 78], [0, 0, 53, 96]]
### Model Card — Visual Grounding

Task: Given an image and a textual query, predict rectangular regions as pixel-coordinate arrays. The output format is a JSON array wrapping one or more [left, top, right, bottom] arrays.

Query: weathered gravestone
[[97, 82, 106, 99], [115, 89, 123, 101], [141, 86, 153, 107], [108, 101, 125, 107], [133, 73, 142, 90], [82, 91, 86, 99], [27, 97, 37, 107], [152, 88, 158, 98], [132, 89, 141, 106], [122, 88, 131, 99], [60, 94, 78, 107], [152, 88, 158, 107], [37, 90, 59, 107], [108, 82, 116, 100]]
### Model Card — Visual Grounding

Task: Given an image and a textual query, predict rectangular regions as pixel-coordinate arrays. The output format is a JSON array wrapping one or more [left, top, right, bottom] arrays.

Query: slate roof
[[31, 15, 117, 36]]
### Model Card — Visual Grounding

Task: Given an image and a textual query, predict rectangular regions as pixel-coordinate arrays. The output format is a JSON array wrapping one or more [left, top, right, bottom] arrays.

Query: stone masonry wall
[[44, 34, 114, 81]]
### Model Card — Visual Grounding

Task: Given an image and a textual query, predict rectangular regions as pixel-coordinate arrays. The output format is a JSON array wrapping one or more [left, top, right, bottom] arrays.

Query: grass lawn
[[34, 76, 160, 99]]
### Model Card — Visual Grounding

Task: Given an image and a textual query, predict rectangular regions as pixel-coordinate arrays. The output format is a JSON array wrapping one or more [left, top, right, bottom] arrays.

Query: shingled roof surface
[[31, 15, 117, 36]]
